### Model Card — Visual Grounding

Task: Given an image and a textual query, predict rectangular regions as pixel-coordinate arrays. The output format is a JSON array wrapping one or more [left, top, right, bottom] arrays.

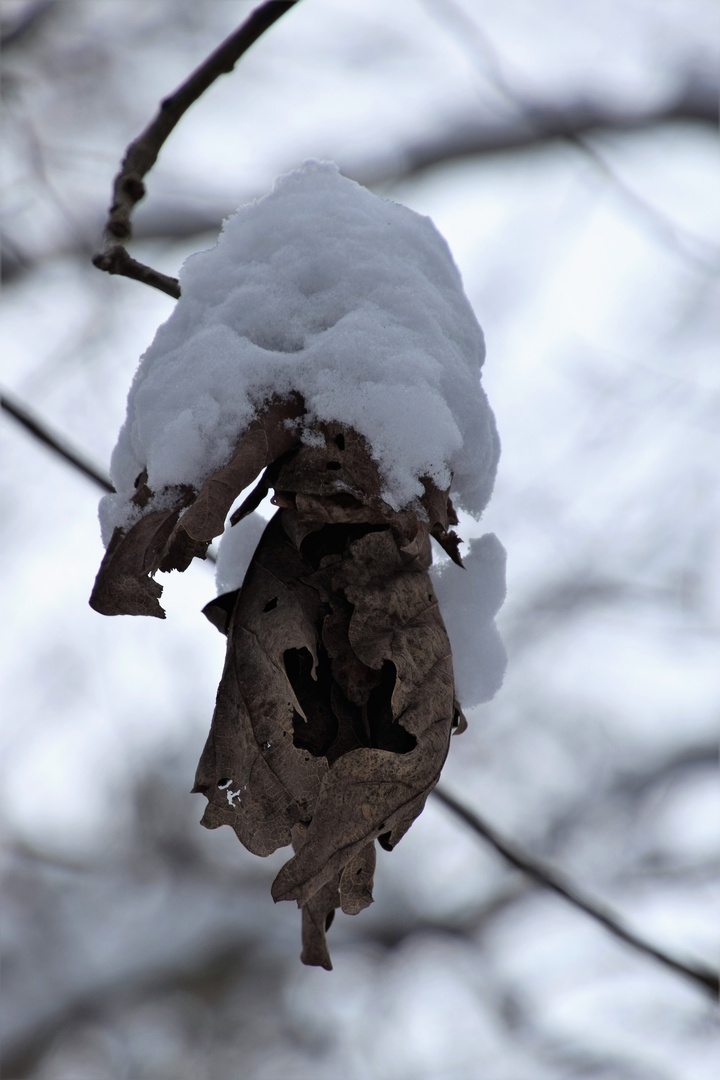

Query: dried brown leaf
[[194, 421, 460, 966], [89, 396, 303, 616], [193, 512, 329, 855], [89, 499, 193, 618], [92, 403, 465, 968], [290, 826, 376, 970]]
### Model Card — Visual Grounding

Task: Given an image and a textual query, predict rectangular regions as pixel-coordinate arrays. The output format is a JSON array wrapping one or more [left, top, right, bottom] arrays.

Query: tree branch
[[93, 245, 183, 299], [0, 389, 225, 564], [7, 95, 715, 289], [93, 0, 300, 296], [0, 0, 58, 48], [354, 89, 720, 274], [360, 84, 718, 184], [407, 0, 719, 274], [1, 388, 114, 493], [433, 786, 718, 998]]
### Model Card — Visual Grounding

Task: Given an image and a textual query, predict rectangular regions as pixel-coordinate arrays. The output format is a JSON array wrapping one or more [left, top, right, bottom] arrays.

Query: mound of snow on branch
[[101, 160, 499, 541]]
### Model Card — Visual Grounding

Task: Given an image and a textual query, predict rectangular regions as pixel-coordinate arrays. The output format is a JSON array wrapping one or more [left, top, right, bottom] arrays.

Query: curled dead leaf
[[196, 421, 460, 966], [89, 396, 303, 617], [91, 401, 465, 968]]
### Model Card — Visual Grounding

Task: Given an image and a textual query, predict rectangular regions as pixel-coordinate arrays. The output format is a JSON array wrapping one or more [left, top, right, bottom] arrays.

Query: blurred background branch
[[1, 388, 114, 493], [361, 78, 718, 180], [433, 786, 718, 996]]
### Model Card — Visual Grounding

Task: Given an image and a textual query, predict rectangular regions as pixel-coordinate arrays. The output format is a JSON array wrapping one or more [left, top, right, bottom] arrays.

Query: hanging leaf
[[90, 402, 465, 968], [194, 419, 462, 967]]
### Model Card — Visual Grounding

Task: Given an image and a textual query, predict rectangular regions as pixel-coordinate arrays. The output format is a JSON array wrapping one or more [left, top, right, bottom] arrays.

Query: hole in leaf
[[299, 522, 387, 570], [334, 433, 345, 451], [285, 647, 338, 757], [366, 661, 417, 754], [263, 597, 278, 612], [325, 461, 342, 470]]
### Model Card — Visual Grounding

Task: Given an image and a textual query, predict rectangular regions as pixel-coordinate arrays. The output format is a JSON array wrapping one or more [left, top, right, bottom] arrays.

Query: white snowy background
[[1, 1, 718, 1078]]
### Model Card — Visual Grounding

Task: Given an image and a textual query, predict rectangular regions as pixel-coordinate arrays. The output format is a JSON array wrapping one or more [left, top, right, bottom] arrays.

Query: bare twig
[[93, 0, 300, 296], [360, 97, 720, 274], [1, 388, 114, 493], [564, 134, 719, 272], [422, 0, 718, 131], [3, 207, 228, 287], [433, 786, 719, 998], [94, 246, 183, 300]]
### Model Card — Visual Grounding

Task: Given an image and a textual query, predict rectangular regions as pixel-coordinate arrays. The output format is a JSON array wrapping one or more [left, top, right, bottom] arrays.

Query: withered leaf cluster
[[91, 399, 466, 968]]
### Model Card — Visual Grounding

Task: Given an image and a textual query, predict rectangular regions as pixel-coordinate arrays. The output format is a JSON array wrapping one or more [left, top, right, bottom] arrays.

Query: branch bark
[[6, 92, 714, 289], [92, 0, 300, 297]]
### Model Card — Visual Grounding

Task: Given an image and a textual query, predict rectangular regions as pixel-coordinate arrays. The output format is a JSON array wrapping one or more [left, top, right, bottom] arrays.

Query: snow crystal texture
[[100, 161, 499, 542]]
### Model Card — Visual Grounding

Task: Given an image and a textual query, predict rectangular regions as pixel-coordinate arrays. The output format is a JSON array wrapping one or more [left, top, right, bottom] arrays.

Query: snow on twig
[[92, 0, 300, 296]]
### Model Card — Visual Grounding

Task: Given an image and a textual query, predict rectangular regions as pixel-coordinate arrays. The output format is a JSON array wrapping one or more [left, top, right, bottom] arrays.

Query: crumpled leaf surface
[[90, 401, 465, 969], [89, 396, 303, 617]]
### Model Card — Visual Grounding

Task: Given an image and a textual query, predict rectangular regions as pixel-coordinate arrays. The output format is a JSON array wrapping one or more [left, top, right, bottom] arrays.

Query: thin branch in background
[[421, 0, 720, 274], [1, 388, 114, 493], [0, 0, 58, 48], [369, 88, 718, 181], [433, 786, 719, 999], [0, 389, 224, 563], [93, 0, 300, 297], [564, 134, 720, 272]]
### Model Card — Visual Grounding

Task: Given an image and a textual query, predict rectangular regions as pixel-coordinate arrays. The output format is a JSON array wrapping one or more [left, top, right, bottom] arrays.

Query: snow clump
[[431, 535, 507, 707], [100, 160, 499, 543]]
